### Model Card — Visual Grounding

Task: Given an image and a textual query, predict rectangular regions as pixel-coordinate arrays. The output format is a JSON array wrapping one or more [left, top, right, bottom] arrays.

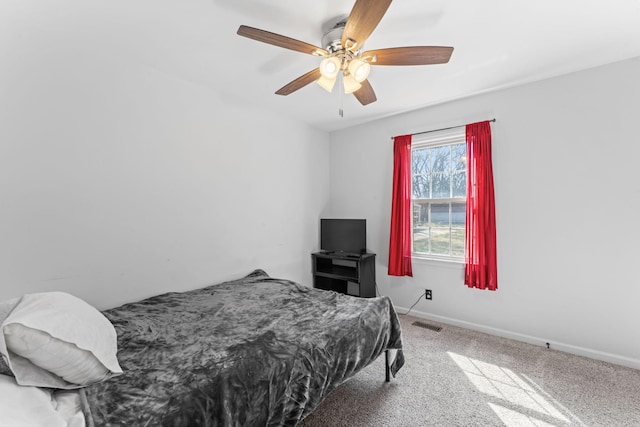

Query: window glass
[[411, 131, 466, 260], [413, 148, 430, 174], [431, 145, 450, 172], [452, 203, 466, 257], [452, 144, 467, 171], [432, 173, 451, 198], [452, 172, 466, 197], [412, 174, 431, 199]]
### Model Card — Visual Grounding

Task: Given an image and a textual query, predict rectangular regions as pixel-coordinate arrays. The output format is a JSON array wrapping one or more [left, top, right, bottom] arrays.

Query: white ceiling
[[3, 0, 640, 132]]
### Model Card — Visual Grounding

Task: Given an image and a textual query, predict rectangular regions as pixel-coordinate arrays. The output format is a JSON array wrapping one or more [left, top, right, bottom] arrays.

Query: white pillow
[[0, 353, 10, 376], [0, 374, 67, 427], [4, 323, 114, 385], [0, 292, 122, 389], [0, 297, 20, 377]]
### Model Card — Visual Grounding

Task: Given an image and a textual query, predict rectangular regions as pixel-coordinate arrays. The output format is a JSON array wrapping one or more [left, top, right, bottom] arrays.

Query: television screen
[[320, 219, 366, 255]]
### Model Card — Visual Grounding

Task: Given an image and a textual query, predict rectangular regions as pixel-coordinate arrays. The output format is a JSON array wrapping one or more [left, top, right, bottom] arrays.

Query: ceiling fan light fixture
[[237, 0, 454, 106], [348, 58, 370, 83], [319, 56, 341, 79], [342, 73, 362, 94], [317, 75, 336, 93]]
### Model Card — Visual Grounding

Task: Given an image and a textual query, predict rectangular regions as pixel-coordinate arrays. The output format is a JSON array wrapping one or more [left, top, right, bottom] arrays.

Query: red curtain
[[388, 135, 413, 276], [465, 121, 497, 290]]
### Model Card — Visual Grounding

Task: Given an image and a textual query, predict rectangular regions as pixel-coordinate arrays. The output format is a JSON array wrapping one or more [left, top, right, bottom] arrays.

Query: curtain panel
[[464, 121, 498, 290], [388, 135, 413, 277]]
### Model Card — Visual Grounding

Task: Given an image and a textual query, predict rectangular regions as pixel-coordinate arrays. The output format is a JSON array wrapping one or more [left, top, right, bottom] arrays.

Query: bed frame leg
[[385, 350, 390, 382]]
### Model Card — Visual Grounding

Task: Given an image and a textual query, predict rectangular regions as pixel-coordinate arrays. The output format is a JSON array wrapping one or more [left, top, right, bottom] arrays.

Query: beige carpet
[[300, 315, 640, 426]]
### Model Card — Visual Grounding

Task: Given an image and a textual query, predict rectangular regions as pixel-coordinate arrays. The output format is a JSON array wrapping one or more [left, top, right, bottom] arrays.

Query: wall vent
[[412, 321, 442, 332]]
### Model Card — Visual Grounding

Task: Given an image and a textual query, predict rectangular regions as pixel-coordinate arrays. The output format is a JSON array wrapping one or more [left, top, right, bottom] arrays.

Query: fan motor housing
[[321, 16, 362, 54], [322, 26, 344, 53]]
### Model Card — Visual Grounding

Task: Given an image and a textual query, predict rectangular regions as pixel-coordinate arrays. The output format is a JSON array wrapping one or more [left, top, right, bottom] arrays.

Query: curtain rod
[[390, 118, 496, 140]]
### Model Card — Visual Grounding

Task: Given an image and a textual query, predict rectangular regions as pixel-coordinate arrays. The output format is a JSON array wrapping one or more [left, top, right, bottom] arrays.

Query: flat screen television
[[320, 218, 366, 255]]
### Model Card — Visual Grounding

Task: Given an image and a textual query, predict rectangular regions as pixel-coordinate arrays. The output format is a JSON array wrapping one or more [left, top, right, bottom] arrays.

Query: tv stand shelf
[[312, 252, 376, 298]]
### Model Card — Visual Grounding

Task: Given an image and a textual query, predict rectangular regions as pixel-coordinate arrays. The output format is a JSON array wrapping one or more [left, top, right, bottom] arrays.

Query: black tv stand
[[312, 251, 376, 298]]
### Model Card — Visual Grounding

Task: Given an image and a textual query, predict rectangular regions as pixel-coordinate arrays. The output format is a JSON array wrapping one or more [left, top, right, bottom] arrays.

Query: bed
[[0, 269, 404, 426]]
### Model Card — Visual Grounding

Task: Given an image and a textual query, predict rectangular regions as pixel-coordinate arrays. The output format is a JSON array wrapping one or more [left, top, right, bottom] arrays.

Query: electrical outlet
[[425, 289, 432, 300]]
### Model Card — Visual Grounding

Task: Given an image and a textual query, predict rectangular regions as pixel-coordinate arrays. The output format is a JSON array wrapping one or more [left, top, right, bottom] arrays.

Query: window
[[411, 128, 466, 260]]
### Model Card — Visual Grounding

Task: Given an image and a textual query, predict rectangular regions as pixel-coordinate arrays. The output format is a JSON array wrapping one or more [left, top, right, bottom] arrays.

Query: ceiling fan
[[236, 0, 453, 107]]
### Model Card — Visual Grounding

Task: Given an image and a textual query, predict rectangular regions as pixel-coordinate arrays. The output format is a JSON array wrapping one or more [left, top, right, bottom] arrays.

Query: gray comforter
[[82, 269, 404, 426]]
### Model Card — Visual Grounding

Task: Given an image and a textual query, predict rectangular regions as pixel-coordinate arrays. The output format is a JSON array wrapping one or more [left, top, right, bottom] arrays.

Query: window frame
[[411, 128, 467, 262]]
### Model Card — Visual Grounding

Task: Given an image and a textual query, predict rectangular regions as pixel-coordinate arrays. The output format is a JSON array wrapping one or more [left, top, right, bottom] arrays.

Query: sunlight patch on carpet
[[447, 352, 584, 426], [488, 403, 557, 427]]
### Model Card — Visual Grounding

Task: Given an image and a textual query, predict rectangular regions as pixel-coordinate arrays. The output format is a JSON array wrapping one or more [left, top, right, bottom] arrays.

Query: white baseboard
[[400, 307, 640, 371]]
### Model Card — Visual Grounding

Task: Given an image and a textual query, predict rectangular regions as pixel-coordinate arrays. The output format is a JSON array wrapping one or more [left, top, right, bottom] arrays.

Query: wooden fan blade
[[363, 46, 454, 66], [353, 80, 377, 106], [275, 68, 322, 96], [237, 25, 328, 56], [341, 0, 392, 51]]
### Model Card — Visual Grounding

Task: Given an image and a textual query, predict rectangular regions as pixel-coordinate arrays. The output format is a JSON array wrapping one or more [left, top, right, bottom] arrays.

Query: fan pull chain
[[339, 74, 344, 117]]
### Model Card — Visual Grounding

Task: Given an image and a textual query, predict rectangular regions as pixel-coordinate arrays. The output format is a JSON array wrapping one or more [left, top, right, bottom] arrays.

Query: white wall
[[0, 51, 330, 310], [329, 56, 640, 369]]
